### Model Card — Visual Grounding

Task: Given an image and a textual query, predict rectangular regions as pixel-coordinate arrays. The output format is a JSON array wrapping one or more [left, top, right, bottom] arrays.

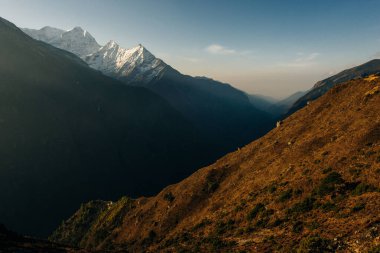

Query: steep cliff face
[[51, 75, 380, 252]]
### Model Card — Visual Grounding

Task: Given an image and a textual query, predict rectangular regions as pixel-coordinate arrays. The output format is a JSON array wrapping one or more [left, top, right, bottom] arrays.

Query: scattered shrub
[[368, 245, 380, 253], [320, 201, 336, 212], [296, 235, 335, 252], [163, 192, 175, 202], [349, 168, 362, 176], [352, 203, 365, 212], [255, 217, 270, 228], [202, 236, 231, 250], [294, 188, 303, 196], [313, 172, 344, 196], [215, 219, 234, 234], [206, 181, 219, 193], [203, 169, 223, 193], [272, 218, 285, 227], [192, 218, 212, 231], [293, 221, 304, 233], [307, 221, 320, 230], [268, 185, 277, 193], [247, 203, 265, 221], [322, 167, 333, 174], [278, 189, 293, 202], [234, 200, 247, 212], [351, 183, 378, 196], [289, 197, 316, 214]]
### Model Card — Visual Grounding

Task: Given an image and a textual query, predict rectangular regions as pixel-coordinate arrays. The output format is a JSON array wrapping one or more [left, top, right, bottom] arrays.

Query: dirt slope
[[51, 75, 380, 252]]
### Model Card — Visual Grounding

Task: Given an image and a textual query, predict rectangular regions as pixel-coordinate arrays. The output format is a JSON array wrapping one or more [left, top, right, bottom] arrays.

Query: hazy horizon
[[2, 0, 380, 98]]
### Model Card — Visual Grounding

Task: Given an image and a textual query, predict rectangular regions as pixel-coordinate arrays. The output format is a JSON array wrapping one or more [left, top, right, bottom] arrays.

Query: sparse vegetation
[[289, 197, 316, 214], [351, 183, 378, 195], [322, 167, 333, 174], [352, 203, 365, 212], [320, 201, 337, 212], [278, 189, 293, 202], [164, 192, 175, 202], [247, 203, 265, 221], [192, 218, 212, 231], [215, 219, 234, 235], [368, 245, 380, 253], [268, 185, 277, 193], [313, 172, 344, 196], [296, 235, 335, 252], [292, 221, 304, 233]]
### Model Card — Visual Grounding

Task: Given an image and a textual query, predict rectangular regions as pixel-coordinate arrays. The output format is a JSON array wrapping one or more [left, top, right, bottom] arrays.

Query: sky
[[1, 0, 380, 98]]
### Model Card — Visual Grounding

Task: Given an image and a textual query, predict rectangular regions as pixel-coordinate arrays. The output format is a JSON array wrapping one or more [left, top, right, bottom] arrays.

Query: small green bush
[[192, 218, 212, 231], [289, 197, 316, 214], [163, 192, 175, 202], [368, 245, 380, 253], [313, 172, 344, 196], [296, 235, 335, 252], [322, 167, 333, 174], [278, 189, 293, 202], [215, 219, 234, 234], [320, 201, 336, 212], [307, 221, 320, 230], [247, 203, 265, 221], [292, 221, 304, 233], [268, 185, 277, 193], [294, 188, 303, 196], [272, 218, 285, 227], [255, 217, 270, 228], [351, 183, 378, 196], [352, 203, 365, 212]]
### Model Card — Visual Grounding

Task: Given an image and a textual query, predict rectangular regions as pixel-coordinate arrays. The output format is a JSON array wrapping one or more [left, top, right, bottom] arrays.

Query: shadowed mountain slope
[[23, 25, 275, 154], [52, 75, 380, 252], [134, 71, 274, 153], [0, 17, 218, 237]]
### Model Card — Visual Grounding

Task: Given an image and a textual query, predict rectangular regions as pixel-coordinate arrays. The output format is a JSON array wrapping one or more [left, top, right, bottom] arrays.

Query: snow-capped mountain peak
[[23, 26, 101, 58], [85, 41, 167, 83], [23, 26, 65, 43], [22, 26, 167, 84], [103, 40, 119, 49]]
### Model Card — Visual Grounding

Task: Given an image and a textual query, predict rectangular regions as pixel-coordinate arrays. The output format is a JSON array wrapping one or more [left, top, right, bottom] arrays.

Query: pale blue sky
[[1, 0, 380, 98]]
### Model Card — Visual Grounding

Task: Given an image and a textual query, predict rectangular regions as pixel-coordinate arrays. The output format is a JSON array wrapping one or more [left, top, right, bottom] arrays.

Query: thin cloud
[[279, 52, 320, 68], [182, 57, 202, 63], [205, 44, 254, 57], [205, 44, 236, 55], [295, 52, 320, 62]]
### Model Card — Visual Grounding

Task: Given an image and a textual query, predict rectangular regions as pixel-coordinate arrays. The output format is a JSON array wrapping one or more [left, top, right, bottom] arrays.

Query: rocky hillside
[[51, 75, 380, 252]]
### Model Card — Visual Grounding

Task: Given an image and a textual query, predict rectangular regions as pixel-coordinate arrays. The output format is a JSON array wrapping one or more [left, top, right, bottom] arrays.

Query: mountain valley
[[48, 75, 380, 252]]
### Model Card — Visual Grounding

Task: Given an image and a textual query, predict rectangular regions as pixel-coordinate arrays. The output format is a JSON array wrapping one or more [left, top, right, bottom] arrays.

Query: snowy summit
[[22, 26, 167, 84]]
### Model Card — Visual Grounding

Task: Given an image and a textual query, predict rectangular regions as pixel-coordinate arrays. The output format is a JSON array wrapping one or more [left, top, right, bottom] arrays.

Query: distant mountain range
[[288, 59, 380, 114], [23, 25, 274, 154], [248, 91, 307, 116]]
